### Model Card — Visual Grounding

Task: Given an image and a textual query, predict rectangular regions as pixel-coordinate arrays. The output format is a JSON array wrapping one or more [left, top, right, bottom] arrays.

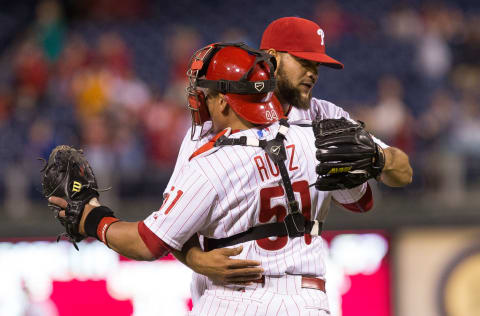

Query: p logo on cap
[[260, 17, 343, 69], [317, 28, 325, 46]]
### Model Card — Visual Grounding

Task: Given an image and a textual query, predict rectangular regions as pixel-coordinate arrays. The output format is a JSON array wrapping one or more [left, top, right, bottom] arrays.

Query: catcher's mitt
[[41, 145, 99, 249], [312, 117, 385, 191]]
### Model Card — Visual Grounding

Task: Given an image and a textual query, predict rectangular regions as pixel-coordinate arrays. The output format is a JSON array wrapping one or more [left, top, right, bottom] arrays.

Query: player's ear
[[266, 49, 280, 75], [218, 93, 229, 114], [266, 48, 277, 57]]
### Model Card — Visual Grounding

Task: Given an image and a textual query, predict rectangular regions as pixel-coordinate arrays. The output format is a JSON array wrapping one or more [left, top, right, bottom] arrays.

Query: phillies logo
[[317, 28, 325, 46], [254, 82, 265, 92]]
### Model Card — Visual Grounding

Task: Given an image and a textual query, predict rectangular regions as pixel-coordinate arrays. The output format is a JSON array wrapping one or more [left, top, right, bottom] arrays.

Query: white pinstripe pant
[[190, 275, 330, 316]]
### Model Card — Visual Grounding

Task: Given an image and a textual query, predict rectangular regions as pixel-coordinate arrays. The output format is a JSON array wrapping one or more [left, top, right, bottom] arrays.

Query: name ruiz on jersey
[[253, 144, 299, 182]]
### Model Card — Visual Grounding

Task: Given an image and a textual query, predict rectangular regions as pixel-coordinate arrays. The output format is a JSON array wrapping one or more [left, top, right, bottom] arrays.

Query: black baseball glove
[[312, 117, 385, 191], [41, 145, 99, 249]]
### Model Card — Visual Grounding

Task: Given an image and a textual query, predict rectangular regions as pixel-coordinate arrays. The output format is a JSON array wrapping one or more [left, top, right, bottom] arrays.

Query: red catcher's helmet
[[186, 42, 283, 136]]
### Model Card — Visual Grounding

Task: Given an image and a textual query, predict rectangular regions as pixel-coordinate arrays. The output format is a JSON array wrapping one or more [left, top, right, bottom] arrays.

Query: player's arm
[[173, 237, 263, 285], [379, 146, 413, 187], [102, 221, 263, 280], [98, 219, 263, 284], [326, 103, 413, 187], [330, 146, 412, 212], [100, 220, 157, 260], [49, 197, 158, 261], [50, 166, 216, 262], [332, 182, 373, 213], [330, 147, 412, 213], [48, 193, 265, 282]]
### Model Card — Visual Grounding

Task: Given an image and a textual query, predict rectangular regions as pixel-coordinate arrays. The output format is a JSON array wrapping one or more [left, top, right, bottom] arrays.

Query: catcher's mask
[[186, 42, 283, 138]]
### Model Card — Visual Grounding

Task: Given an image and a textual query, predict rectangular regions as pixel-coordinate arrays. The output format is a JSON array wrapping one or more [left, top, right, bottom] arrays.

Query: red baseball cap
[[260, 17, 343, 69]]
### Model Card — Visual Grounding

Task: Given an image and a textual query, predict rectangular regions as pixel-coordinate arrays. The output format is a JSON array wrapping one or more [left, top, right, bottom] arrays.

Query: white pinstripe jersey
[[144, 99, 388, 277], [145, 121, 331, 277]]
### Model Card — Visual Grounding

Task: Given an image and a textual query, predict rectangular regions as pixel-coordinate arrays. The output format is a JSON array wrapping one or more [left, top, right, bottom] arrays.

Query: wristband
[[97, 217, 119, 246], [84, 206, 118, 245]]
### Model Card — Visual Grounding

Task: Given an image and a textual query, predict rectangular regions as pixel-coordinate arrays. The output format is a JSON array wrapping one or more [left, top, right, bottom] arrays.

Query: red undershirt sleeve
[[138, 221, 175, 259], [338, 183, 374, 213]]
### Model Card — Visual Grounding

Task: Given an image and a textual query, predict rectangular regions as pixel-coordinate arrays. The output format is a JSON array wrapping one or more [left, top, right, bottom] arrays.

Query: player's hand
[[187, 246, 264, 285], [48, 196, 97, 236]]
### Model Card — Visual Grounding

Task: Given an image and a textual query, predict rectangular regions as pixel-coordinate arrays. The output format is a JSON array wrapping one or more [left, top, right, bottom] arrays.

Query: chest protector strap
[[203, 119, 322, 251]]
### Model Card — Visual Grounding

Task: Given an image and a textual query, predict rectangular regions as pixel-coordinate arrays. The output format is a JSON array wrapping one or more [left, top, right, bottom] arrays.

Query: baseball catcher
[[312, 117, 385, 191], [40, 145, 108, 249]]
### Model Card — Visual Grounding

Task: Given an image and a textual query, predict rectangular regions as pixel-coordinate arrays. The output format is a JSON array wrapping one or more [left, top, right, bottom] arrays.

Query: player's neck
[[230, 120, 254, 131], [214, 114, 254, 133], [216, 120, 253, 133]]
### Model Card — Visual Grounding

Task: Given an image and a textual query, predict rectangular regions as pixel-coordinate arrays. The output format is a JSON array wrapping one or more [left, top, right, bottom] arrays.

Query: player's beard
[[274, 67, 312, 110]]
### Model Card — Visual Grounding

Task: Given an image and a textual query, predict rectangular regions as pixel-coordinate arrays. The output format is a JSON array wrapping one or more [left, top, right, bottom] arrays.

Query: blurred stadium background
[[0, 0, 479, 315]]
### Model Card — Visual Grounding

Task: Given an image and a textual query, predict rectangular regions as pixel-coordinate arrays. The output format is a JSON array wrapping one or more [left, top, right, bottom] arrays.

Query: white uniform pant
[[190, 275, 330, 316]]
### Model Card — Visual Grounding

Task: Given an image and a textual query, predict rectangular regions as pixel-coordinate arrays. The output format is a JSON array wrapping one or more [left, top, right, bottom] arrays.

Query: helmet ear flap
[[188, 90, 211, 126]]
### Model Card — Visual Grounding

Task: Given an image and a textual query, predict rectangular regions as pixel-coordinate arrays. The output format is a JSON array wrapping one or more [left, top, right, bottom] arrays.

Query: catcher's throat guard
[[186, 42, 281, 139]]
